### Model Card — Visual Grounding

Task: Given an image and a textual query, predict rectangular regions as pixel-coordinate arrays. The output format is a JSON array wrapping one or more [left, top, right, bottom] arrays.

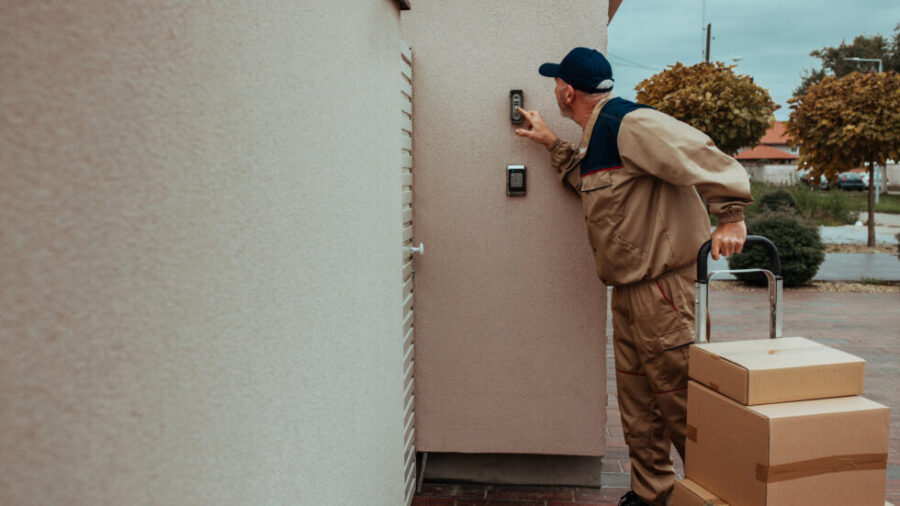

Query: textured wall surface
[[403, 1, 610, 456], [1, 1, 405, 504]]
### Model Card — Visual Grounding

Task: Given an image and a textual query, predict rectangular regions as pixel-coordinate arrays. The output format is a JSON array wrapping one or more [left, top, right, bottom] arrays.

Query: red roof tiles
[[760, 121, 789, 145], [735, 144, 798, 160]]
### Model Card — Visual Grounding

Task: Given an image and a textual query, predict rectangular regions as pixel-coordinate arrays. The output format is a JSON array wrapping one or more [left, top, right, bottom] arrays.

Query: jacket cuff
[[547, 137, 565, 152], [716, 207, 745, 224], [547, 138, 567, 169]]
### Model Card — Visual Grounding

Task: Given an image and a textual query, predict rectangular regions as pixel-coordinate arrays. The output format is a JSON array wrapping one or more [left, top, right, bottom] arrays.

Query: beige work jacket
[[549, 96, 752, 287]]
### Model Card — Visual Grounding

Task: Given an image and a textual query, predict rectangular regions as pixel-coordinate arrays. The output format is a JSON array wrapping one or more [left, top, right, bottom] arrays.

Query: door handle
[[409, 243, 424, 256]]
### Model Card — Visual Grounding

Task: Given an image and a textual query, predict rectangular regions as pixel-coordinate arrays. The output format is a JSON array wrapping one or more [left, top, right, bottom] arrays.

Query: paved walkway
[[413, 287, 900, 505], [708, 253, 900, 281], [875, 212, 900, 228], [820, 224, 898, 245], [699, 213, 900, 282]]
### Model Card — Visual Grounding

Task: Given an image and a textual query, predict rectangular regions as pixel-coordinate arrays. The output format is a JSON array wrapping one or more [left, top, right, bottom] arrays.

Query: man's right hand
[[514, 107, 558, 148]]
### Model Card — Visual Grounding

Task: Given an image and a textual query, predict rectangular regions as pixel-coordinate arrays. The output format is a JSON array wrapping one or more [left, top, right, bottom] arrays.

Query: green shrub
[[728, 210, 825, 287], [758, 189, 797, 212]]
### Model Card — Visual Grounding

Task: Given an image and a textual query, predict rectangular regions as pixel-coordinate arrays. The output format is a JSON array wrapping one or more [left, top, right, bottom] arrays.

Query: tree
[[888, 24, 900, 74], [785, 71, 900, 246], [794, 25, 900, 97], [635, 62, 778, 155], [795, 68, 828, 98]]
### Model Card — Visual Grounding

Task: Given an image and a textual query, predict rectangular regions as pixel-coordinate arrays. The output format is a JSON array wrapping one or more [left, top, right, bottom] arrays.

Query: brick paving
[[413, 286, 899, 505]]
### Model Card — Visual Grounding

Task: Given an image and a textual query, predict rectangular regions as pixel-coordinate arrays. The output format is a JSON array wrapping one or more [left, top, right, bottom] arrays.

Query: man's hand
[[710, 220, 747, 260], [514, 107, 558, 147]]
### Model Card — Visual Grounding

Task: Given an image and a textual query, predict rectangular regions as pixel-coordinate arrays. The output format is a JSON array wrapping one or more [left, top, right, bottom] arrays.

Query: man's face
[[554, 78, 573, 118]]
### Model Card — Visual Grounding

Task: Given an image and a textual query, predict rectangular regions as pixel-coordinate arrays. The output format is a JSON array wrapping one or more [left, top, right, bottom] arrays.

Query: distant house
[[758, 121, 799, 155], [735, 121, 798, 166], [734, 122, 803, 184]]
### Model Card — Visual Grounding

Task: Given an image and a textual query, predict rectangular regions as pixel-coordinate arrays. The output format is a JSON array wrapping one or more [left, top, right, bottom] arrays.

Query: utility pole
[[701, 0, 707, 60], [705, 24, 711, 63]]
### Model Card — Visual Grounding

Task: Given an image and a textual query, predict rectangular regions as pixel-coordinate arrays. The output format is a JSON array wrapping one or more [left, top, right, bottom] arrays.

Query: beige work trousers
[[611, 265, 696, 506]]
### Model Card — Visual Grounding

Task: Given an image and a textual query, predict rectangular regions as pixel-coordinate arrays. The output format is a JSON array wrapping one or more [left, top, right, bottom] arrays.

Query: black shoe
[[619, 490, 651, 506]]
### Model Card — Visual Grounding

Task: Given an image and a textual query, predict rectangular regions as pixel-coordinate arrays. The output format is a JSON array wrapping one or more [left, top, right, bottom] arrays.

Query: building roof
[[609, 0, 624, 21], [735, 144, 798, 160], [760, 121, 789, 145]]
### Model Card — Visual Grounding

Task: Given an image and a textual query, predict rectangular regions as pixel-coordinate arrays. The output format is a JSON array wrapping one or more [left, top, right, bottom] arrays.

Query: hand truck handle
[[694, 235, 784, 344], [696, 235, 782, 281]]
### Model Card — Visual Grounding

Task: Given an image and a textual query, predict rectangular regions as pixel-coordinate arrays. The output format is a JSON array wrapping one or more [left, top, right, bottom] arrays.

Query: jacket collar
[[577, 94, 615, 154]]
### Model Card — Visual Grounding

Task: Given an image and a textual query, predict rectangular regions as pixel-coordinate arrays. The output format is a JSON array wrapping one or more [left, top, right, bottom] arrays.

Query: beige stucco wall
[[403, 1, 610, 456], [1, 1, 406, 505]]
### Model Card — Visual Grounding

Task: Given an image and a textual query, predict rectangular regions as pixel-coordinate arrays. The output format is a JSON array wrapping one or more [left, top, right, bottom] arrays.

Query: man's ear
[[564, 84, 576, 105]]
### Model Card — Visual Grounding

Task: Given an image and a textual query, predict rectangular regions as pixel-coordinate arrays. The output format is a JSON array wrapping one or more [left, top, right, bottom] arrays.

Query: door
[[403, 1, 609, 457]]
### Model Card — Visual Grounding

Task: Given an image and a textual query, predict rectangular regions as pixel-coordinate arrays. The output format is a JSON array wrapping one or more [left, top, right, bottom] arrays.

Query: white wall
[[745, 164, 800, 185], [886, 164, 899, 190], [1, 1, 405, 505]]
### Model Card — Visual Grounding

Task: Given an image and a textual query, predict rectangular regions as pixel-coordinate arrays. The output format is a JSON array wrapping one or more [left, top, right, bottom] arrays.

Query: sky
[[607, 0, 900, 120]]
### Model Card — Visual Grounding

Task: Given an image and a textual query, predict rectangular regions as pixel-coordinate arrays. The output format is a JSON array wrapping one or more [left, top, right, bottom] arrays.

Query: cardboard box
[[672, 479, 895, 506], [689, 336, 865, 405], [685, 382, 889, 506], [673, 478, 729, 505]]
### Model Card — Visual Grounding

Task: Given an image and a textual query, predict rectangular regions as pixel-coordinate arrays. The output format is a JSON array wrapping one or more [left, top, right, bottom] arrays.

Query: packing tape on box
[[712, 345, 823, 358], [687, 424, 698, 442], [755, 453, 887, 483]]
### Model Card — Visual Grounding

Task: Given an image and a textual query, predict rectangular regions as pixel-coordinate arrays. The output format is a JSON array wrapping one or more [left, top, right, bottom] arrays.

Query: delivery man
[[514, 47, 752, 506]]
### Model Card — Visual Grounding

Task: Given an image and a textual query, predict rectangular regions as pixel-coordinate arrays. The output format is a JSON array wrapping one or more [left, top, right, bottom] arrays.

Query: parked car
[[834, 172, 865, 191]]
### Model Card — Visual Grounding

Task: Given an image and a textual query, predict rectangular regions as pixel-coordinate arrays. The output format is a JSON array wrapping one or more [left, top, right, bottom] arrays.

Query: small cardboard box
[[689, 336, 865, 405], [685, 382, 889, 506], [673, 478, 729, 505]]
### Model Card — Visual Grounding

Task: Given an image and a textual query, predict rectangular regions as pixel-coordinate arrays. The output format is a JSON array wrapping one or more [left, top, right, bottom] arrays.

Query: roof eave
[[609, 0, 623, 23]]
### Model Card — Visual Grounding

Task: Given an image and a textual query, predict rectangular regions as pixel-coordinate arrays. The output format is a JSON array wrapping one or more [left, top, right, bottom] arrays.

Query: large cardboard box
[[689, 336, 865, 405], [685, 382, 889, 506], [672, 480, 893, 506], [673, 478, 729, 505]]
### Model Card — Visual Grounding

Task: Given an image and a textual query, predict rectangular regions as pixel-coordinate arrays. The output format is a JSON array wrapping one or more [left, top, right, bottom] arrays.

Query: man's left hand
[[710, 220, 747, 260]]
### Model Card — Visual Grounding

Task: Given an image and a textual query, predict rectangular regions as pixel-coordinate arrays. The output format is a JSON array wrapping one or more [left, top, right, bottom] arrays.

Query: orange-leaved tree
[[785, 71, 900, 246], [635, 62, 778, 155]]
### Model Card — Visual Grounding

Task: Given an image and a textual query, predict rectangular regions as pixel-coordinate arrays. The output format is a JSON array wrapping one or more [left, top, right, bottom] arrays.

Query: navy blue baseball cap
[[539, 47, 614, 93]]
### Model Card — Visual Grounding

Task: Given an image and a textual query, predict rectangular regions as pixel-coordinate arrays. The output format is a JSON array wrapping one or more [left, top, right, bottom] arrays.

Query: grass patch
[[708, 182, 899, 226], [743, 182, 859, 225], [841, 192, 900, 214]]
